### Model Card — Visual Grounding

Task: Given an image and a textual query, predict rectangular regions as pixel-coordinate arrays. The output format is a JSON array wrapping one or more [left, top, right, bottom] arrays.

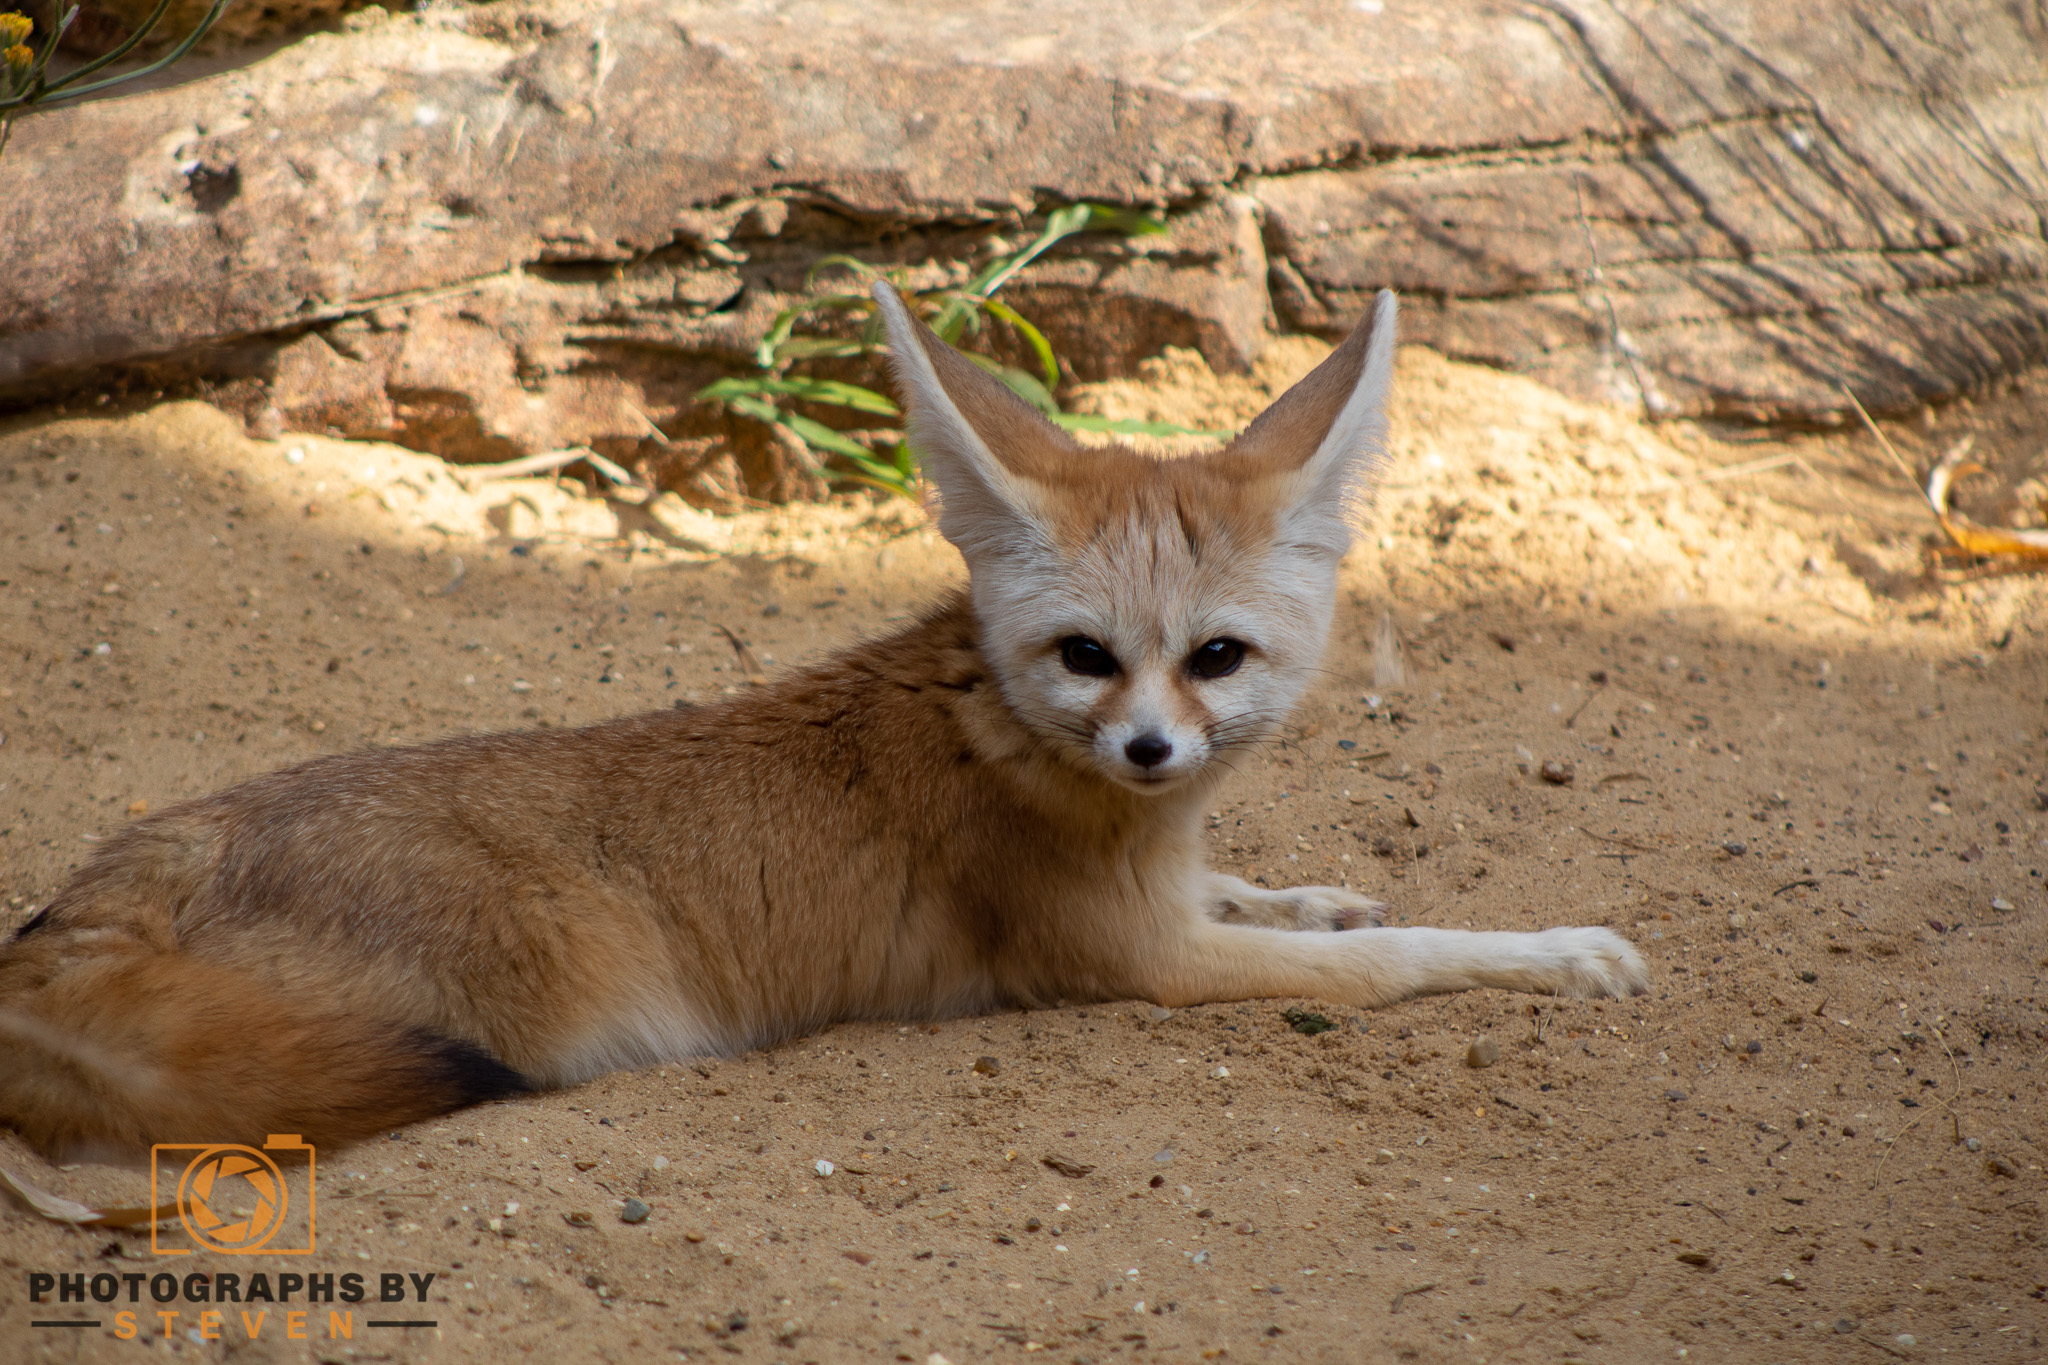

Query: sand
[[1, 343, 2044, 1364]]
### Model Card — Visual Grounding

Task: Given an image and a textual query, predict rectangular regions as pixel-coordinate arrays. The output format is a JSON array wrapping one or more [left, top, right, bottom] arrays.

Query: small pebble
[[1148, 1005, 1175, 1021], [1965, 1137, 1982, 1152], [1990, 896, 2014, 911], [619, 1199, 651, 1224], [1897, 1333, 1916, 1347], [1727, 911, 1748, 929], [1464, 1036, 1499, 1068], [1745, 1040, 1763, 1054], [1833, 1318, 1858, 1334], [813, 1160, 834, 1177], [1665, 1089, 1688, 1102], [1797, 970, 1818, 984], [1025, 1216, 1042, 1232], [1722, 840, 1747, 857], [1721, 1035, 1738, 1052], [1927, 801, 1952, 815], [1538, 758, 1575, 785], [1151, 1148, 1174, 1164], [972, 1056, 1001, 1076], [1371, 1149, 1395, 1165]]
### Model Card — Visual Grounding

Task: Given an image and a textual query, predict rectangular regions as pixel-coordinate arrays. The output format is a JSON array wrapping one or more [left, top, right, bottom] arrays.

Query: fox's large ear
[[1228, 288, 1398, 559], [871, 282, 1077, 561]]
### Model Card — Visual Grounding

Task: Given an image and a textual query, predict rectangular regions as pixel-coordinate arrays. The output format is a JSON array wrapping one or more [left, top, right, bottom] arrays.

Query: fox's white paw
[[1206, 876, 1387, 932], [1530, 926, 1650, 999]]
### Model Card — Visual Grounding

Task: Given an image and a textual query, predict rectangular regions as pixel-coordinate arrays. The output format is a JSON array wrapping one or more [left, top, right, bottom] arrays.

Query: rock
[[1371, 1149, 1396, 1165], [620, 1199, 651, 1224], [1965, 1136, 1982, 1152], [1464, 1036, 1500, 1068], [1665, 1089, 1688, 1102], [1042, 1155, 1095, 1179], [1990, 896, 2014, 911], [1148, 1006, 1175, 1021], [1985, 1154, 2019, 1178], [7, 0, 2048, 473], [1539, 759, 1575, 786], [972, 1056, 1002, 1076], [1722, 841, 1748, 857], [1675, 1250, 1713, 1268]]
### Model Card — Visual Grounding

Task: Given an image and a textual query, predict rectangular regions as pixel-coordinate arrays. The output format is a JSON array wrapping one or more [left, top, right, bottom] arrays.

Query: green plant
[[697, 203, 1234, 497], [1281, 1007, 1336, 1036], [1, 0, 236, 156]]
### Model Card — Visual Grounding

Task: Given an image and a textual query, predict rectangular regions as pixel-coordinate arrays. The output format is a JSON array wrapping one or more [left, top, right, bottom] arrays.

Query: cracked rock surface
[[5, 0, 2047, 493]]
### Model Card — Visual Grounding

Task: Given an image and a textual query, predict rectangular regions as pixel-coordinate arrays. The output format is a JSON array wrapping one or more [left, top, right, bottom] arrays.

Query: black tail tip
[[412, 1031, 534, 1108]]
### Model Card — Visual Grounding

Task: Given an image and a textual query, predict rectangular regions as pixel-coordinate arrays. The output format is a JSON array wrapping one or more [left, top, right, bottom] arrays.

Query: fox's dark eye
[[1059, 636, 1119, 677], [1189, 638, 1246, 679]]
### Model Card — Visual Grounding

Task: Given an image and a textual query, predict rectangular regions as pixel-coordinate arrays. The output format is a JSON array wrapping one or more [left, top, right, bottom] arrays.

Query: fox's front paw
[[1205, 875, 1386, 932], [1533, 926, 1649, 999]]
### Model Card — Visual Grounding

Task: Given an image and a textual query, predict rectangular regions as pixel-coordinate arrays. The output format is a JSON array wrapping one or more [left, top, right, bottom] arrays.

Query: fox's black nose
[[1124, 733, 1173, 768]]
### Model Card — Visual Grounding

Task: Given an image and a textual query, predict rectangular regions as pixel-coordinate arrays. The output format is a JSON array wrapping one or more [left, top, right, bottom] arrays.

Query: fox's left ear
[[1227, 289, 1398, 559]]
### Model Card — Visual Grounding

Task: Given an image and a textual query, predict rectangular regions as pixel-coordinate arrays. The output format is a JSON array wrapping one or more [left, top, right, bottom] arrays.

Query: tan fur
[[0, 289, 1646, 1158]]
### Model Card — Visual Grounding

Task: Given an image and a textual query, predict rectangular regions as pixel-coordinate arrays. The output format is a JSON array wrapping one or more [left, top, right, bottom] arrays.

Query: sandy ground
[[2, 344, 2045, 1365]]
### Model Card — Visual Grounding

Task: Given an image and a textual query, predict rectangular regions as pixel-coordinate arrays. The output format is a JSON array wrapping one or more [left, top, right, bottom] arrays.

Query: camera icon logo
[[150, 1135, 316, 1256]]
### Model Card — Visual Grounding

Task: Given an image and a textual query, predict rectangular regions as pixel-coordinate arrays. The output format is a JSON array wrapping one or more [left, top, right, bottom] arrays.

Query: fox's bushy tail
[[0, 933, 528, 1158]]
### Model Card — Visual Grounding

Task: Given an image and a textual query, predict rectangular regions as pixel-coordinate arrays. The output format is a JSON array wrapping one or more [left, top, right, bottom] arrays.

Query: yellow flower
[[3, 42, 32, 71], [0, 13, 31, 47]]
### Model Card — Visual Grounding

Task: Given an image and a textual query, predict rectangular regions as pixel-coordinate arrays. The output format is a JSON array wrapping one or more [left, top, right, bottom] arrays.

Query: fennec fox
[[0, 286, 1645, 1159]]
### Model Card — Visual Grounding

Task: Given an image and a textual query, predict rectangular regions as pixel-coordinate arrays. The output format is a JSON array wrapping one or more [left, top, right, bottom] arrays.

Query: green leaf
[[967, 203, 1094, 301], [803, 254, 886, 288], [754, 295, 876, 368], [961, 355, 1058, 416], [1086, 204, 1171, 238], [768, 336, 871, 363], [698, 376, 899, 417], [779, 412, 884, 462], [1051, 413, 1236, 439], [722, 395, 917, 498], [981, 299, 1060, 391]]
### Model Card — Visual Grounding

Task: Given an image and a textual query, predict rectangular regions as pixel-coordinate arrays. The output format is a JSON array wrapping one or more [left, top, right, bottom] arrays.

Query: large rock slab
[[4, 0, 2046, 494]]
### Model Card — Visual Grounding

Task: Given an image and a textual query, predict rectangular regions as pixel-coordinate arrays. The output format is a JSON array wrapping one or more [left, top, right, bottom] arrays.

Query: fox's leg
[[1134, 910, 1648, 1009], [1202, 873, 1385, 932]]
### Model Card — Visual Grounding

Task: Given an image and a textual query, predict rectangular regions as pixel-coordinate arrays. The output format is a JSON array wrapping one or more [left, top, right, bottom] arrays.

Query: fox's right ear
[[871, 283, 1075, 561]]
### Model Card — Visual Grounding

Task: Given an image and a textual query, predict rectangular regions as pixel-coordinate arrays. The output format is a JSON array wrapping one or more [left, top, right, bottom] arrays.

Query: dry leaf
[[0, 1169, 174, 1228], [0, 1168, 103, 1223]]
